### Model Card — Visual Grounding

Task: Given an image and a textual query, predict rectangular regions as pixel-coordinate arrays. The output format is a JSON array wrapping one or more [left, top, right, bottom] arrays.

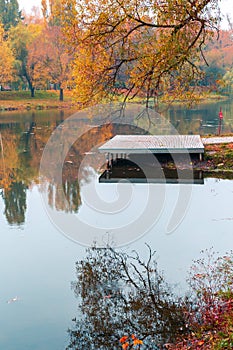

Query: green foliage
[[0, 0, 21, 31], [9, 22, 44, 96], [2, 181, 27, 225]]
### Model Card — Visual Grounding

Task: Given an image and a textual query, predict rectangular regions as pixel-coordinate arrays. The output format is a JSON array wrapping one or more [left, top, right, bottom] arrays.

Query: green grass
[[0, 90, 74, 111], [0, 90, 61, 101]]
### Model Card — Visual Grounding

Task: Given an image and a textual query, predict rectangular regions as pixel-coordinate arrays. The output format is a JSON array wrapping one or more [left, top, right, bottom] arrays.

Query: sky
[[18, 0, 233, 29]]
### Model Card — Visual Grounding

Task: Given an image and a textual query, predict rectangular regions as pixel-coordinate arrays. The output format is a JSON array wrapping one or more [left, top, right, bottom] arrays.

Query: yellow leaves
[[0, 131, 20, 190], [0, 22, 4, 43], [133, 339, 143, 345], [131, 334, 143, 345], [59, 0, 217, 106], [71, 44, 113, 107], [0, 22, 14, 84]]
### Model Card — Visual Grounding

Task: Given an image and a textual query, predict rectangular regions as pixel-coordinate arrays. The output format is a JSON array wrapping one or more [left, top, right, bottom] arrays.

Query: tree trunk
[[59, 88, 64, 101], [31, 87, 35, 98]]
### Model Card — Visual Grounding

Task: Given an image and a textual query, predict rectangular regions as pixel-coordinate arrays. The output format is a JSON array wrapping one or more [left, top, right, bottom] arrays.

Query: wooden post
[[218, 108, 223, 136], [106, 153, 110, 169]]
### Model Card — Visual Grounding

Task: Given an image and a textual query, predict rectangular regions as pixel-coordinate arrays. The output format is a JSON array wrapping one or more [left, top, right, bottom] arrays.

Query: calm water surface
[[0, 103, 233, 349]]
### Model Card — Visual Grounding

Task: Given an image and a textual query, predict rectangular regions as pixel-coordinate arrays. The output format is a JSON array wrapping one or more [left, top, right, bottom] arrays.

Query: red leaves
[[120, 336, 128, 344], [120, 334, 143, 348]]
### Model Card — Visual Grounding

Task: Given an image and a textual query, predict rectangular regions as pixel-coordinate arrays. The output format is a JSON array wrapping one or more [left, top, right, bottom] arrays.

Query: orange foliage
[[122, 342, 129, 349], [120, 334, 143, 349], [120, 336, 128, 344]]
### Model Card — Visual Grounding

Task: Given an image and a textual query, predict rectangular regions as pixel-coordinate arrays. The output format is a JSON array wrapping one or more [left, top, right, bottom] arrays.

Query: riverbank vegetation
[[204, 143, 233, 171], [67, 247, 233, 350]]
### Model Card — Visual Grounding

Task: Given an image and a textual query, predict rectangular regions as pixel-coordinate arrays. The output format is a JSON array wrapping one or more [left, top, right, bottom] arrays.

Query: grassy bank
[[0, 90, 74, 111], [164, 141, 233, 174], [203, 142, 233, 171]]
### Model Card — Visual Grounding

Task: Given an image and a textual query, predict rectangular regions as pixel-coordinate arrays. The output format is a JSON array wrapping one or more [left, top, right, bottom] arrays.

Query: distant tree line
[[0, 0, 72, 101]]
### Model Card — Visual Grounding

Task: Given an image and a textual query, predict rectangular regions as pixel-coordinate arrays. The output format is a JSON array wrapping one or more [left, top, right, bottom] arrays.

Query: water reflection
[[0, 110, 73, 225], [48, 181, 81, 213], [2, 181, 27, 225], [0, 105, 233, 349], [99, 159, 204, 184], [0, 101, 233, 227], [133, 99, 233, 136], [0, 113, 149, 226], [67, 247, 186, 349]]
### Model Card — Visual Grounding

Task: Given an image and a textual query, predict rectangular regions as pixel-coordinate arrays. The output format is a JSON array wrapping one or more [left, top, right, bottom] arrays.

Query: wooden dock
[[98, 135, 205, 184], [99, 135, 204, 154], [99, 135, 204, 161]]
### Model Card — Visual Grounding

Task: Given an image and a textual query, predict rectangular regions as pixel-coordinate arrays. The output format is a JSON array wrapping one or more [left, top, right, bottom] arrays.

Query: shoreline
[[0, 91, 229, 112], [166, 140, 233, 174], [0, 101, 75, 111], [0, 90, 75, 111]]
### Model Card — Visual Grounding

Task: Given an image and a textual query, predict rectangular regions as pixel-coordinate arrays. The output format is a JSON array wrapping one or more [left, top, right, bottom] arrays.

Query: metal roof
[[99, 135, 204, 154]]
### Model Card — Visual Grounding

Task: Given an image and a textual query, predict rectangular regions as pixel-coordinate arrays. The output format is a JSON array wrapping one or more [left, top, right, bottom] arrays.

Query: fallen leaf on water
[[7, 296, 20, 304]]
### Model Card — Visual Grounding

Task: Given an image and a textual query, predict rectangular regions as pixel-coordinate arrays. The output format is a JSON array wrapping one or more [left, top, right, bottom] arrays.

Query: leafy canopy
[[0, 22, 14, 84], [60, 0, 220, 107], [0, 0, 21, 31]]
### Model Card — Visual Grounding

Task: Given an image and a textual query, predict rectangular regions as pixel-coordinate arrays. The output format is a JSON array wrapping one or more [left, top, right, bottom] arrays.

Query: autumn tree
[[198, 29, 233, 92], [222, 68, 233, 93], [0, 0, 21, 31], [0, 22, 14, 87], [9, 22, 44, 97], [40, 0, 72, 101], [40, 25, 72, 101], [42, 0, 62, 25], [60, 0, 220, 108]]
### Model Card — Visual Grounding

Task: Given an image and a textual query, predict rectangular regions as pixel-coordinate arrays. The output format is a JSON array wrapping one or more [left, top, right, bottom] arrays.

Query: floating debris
[[7, 296, 20, 304], [103, 295, 111, 299]]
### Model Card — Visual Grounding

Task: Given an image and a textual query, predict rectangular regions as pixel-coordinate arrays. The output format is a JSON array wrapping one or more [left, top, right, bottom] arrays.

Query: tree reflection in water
[[2, 181, 27, 225], [67, 246, 186, 349], [0, 120, 147, 225], [47, 180, 81, 213]]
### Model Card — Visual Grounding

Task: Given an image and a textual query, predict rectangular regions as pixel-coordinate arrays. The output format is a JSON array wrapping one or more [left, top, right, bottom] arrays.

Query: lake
[[0, 101, 233, 349]]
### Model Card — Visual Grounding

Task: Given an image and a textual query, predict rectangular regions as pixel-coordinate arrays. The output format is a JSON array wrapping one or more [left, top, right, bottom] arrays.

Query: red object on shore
[[219, 109, 223, 119]]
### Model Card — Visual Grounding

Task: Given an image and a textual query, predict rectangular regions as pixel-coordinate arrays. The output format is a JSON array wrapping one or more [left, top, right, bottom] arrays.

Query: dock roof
[[99, 135, 204, 154]]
